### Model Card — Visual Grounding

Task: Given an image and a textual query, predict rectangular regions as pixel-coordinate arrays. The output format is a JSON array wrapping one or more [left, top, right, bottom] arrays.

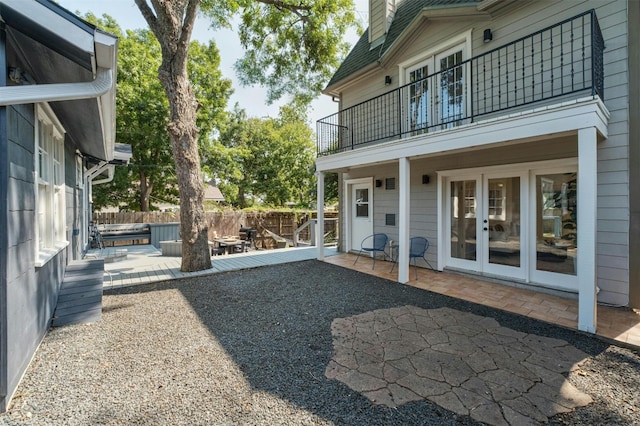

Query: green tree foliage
[[210, 104, 316, 208], [227, 0, 359, 104], [85, 14, 232, 211]]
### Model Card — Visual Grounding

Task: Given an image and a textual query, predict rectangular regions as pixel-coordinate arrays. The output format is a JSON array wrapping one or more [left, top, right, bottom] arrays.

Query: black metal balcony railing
[[317, 9, 604, 156]]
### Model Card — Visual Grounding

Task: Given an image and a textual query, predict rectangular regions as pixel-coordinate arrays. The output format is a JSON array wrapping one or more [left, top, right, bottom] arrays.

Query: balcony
[[317, 10, 604, 157]]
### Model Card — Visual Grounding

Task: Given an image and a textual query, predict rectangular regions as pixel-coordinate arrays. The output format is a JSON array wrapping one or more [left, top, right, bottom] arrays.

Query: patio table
[[214, 238, 246, 255]]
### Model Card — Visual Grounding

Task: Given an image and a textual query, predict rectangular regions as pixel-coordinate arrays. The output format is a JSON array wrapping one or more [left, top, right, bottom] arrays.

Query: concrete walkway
[[89, 245, 338, 289]]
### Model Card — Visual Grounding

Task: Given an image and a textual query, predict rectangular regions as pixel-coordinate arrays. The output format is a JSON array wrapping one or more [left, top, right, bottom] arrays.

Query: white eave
[[0, 0, 118, 162]]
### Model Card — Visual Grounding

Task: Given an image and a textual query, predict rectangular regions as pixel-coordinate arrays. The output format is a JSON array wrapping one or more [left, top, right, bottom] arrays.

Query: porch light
[[483, 29, 493, 43], [385, 75, 392, 86]]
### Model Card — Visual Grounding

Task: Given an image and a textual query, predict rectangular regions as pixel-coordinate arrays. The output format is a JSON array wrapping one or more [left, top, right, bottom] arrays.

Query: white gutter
[[0, 67, 116, 161], [91, 165, 115, 186], [0, 67, 112, 105], [83, 161, 115, 210]]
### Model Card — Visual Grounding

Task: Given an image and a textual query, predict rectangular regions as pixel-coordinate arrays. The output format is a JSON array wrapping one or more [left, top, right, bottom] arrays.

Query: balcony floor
[[324, 252, 640, 350]]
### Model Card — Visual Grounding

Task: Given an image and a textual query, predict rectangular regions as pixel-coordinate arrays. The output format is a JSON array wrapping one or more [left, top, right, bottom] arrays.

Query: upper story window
[[400, 30, 471, 134], [35, 104, 67, 266]]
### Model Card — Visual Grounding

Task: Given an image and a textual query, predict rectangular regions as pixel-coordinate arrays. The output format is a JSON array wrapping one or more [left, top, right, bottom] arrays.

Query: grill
[[239, 226, 257, 249]]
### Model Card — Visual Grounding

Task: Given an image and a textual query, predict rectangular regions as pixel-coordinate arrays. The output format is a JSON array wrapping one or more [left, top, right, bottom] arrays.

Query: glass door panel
[[450, 180, 477, 261], [535, 173, 577, 275], [436, 48, 464, 129], [407, 63, 430, 135], [487, 177, 521, 268], [355, 188, 369, 218]]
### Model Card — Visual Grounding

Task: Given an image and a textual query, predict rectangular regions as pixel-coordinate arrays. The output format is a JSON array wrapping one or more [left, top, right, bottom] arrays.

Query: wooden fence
[[93, 210, 339, 249]]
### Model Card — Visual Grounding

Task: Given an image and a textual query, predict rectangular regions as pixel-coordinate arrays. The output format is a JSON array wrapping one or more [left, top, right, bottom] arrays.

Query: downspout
[[84, 161, 115, 206], [83, 161, 114, 250]]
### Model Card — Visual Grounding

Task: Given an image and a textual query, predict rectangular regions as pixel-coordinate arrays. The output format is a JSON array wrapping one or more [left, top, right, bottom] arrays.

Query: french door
[[405, 43, 466, 134], [447, 172, 525, 279], [443, 161, 579, 289]]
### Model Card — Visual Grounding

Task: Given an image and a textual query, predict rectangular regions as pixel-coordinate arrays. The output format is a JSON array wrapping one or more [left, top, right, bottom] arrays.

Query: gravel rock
[[1, 261, 638, 425]]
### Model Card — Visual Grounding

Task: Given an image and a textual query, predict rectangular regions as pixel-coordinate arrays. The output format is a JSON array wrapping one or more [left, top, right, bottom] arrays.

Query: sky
[[56, 0, 368, 126]]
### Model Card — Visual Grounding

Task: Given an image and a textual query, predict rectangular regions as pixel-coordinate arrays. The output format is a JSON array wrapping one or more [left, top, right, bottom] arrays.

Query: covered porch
[[316, 96, 608, 334]]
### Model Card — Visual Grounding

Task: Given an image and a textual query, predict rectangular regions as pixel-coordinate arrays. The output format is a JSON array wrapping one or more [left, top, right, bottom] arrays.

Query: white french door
[[405, 43, 466, 134], [445, 171, 526, 280], [442, 160, 579, 290]]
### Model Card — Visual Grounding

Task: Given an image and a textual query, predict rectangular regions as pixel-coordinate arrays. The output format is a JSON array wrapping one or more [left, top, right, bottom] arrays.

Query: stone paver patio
[[326, 306, 592, 425]]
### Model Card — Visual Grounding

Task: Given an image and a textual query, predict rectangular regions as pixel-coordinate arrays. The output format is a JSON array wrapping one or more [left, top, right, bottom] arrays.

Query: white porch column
[[316, 171, 325, 260], [577, 127, 598, 333], [398, 157, 410, 284]]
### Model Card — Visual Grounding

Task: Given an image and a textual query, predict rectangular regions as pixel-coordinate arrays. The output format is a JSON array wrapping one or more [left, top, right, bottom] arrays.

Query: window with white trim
[[400, 30, 472, 132], [35, 104, 67, 263]]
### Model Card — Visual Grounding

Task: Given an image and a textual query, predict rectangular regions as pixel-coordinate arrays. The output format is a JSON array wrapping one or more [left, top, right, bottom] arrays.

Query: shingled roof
[[325, 0, 481, 91]]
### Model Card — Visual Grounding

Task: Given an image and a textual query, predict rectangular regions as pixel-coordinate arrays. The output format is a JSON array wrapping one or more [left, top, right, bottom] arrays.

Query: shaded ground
[[1, 261, 639, 425]]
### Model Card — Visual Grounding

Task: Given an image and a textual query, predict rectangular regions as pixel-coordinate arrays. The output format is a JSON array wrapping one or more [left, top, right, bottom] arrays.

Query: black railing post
[[350, 108, 354, 151], [590, 9, 604, 99], [398, 85, 402, 138], [470, 59, 475, 123]]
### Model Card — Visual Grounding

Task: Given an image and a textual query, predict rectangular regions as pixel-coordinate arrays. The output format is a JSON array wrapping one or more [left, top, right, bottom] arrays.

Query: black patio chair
[[353, 233, 389, 269]]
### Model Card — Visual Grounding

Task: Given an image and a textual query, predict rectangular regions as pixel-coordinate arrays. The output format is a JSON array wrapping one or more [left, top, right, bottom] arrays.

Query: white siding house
[[315, 0, 638, 334]]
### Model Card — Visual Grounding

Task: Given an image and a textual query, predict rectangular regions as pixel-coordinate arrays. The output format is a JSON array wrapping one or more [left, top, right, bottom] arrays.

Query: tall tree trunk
[[139, 171, 153, 212], [134, 0, 211, 272], [160, 68, 211, 272]]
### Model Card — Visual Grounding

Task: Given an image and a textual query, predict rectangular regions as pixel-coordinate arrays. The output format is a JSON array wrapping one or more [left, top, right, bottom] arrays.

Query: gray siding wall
[[629, 0, 640, 307], [337, 0, 630, 306], [369, 0, 387, 44], [3, 104, 66, 411]]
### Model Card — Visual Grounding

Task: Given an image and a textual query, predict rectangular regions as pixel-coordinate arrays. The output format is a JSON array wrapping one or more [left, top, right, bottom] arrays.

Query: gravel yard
[[1, 260, 639, 425]]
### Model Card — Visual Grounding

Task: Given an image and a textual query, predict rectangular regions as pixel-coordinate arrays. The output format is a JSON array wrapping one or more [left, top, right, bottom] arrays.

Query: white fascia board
[[1, 0, 94, 55], [316, 98, 609, 172]]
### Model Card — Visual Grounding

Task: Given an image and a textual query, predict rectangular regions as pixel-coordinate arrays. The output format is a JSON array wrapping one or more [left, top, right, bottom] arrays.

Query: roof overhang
[[0, 0, 118, 161], [324, 2, 493, 96]]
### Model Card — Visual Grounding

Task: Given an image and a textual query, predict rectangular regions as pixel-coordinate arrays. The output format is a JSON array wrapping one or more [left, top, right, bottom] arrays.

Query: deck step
[[52, 259, 104, 327]]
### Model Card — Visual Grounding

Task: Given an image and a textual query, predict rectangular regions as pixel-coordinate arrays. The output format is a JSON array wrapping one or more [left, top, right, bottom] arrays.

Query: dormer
[[368, 0, 397, 48]]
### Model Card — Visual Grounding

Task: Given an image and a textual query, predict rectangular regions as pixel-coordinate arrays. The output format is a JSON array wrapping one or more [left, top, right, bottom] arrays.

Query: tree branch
[[256, 0, 311, 20], [133, 0, 161, 35], [175, 0, 201, 67]]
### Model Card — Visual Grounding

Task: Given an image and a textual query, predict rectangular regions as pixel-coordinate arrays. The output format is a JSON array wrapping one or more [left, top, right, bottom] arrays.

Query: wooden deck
[[52, 259, 104, 327]]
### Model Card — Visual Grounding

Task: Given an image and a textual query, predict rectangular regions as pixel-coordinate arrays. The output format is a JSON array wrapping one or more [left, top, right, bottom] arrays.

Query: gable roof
[[325, 0, 481, 93], [204, 183, 225, 202]]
